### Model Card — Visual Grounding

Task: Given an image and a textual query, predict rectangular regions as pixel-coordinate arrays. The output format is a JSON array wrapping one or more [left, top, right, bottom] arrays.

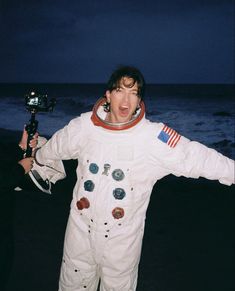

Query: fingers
[[27, 157, 34, 168], [19, 129, 39, 150], [18, 126, 28, 150], [29, 134, 38, 148], [28, 157, 34, 172], [29, 157, 34, 163], [18, 157, 35, 174]]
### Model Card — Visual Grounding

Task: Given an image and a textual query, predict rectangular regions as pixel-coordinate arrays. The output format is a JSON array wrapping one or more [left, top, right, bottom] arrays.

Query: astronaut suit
[[33, 97, 234, 291]]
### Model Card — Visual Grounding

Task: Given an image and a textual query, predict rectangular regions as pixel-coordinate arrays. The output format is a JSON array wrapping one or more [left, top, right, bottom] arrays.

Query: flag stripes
[[158, 125, 181, 148]]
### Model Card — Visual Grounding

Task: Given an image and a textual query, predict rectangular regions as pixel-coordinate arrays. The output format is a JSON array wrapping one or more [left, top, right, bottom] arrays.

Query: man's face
[[105, 77, 141, 124]]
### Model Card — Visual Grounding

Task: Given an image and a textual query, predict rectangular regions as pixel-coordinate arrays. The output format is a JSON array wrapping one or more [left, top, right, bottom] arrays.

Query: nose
[[122, 92, 129, 103]]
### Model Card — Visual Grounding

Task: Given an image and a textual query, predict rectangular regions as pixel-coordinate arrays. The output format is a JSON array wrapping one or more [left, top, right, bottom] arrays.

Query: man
[[32, 66, 234, 291], [0, 129, 37, 290]]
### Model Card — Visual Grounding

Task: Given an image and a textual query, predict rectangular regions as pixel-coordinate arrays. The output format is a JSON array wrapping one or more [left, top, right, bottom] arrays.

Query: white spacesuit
[[33, 98, 234, 291]]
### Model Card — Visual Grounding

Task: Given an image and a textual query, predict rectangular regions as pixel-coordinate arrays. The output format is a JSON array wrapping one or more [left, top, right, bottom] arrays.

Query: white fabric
[[31, 136, 66, 186], [36, 111, 235, 291]]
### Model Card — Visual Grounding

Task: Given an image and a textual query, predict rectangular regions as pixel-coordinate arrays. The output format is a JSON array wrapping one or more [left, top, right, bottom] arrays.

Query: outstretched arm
[[150, 123, 234, 186], [175, 139, 234, 186]]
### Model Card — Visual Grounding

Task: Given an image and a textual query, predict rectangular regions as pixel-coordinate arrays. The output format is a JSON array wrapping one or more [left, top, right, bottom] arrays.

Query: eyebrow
[[119, 85, 138, 93]]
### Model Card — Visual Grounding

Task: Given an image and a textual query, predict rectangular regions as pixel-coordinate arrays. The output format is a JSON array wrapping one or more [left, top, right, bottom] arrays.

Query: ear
[[105, 90, 111, 103]]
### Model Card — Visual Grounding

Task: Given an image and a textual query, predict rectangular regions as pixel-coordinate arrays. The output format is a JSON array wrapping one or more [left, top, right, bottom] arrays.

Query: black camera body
[[25, 91, 56, 113], [24, 91, 56, 157]]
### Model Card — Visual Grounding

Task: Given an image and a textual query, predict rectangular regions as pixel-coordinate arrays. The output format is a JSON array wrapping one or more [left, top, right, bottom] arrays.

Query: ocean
[[0, 83, 234, 159]]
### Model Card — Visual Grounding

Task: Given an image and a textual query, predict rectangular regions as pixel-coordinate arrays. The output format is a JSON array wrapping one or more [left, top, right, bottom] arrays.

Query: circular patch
[[89, 163, 99, 174], [112, 207, 124, 219], [112, 169, 125, 181], [113, 188, 126, 200], [84, 180, 95, 192], [76, 197, 90, 210]]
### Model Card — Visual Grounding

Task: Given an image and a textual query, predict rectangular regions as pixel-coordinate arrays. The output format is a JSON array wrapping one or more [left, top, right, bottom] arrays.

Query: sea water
[[0, 84, 234, 159]]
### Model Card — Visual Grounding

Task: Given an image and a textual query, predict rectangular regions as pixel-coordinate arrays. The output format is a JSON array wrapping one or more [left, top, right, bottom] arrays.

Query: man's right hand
[[18, 157, 34, 174], [18, 127, 39, 152]]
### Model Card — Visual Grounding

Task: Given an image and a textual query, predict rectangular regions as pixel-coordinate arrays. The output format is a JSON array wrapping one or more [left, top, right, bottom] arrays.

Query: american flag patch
[[158, 125, 181, 148]]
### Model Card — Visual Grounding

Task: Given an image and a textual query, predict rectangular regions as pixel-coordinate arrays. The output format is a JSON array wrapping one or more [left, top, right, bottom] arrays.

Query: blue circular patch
[[84, 180, 95, 192], [113, 188, 126, 200], [89, 163, 99, 174], [112, 169, 125, 181]]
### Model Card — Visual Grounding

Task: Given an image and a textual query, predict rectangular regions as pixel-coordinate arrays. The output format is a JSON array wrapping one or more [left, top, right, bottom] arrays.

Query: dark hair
[[106, 65, 145, 99]]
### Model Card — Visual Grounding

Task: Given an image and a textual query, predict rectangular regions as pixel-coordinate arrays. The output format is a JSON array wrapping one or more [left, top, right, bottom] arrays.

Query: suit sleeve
[[32, 117, 83, 184], [36, 116, 83, 163], [150, 123, 235, 186], [171, 137, 235, 186]]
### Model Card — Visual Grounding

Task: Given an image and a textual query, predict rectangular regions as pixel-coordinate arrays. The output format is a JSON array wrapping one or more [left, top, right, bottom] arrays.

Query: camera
[[24, 90, 56, 158], [25, 91, 56, 112], [23, 91, 56, 193]]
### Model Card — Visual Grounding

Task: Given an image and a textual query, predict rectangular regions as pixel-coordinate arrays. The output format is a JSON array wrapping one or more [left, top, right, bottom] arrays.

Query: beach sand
[[0, 128, 234, 291]]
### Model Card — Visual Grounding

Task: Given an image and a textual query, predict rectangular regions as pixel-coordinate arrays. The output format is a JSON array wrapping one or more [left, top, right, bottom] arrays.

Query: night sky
[[0, 0, 234, 84]]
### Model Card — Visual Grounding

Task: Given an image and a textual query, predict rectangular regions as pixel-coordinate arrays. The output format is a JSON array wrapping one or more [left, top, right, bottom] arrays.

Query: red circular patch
[[112, 207, 124, 219], [76, 197, 90, 210]]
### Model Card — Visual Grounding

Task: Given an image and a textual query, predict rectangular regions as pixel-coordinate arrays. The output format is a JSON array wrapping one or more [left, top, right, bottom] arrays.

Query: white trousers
[[58, 213, 143, 291]]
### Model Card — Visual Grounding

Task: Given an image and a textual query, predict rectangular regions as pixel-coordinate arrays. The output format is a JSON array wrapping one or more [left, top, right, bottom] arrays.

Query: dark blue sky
[[0, 0, 234, 84]]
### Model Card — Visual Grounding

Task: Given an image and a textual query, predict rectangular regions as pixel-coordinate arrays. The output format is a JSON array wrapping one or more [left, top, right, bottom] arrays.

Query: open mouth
[[119, 106, 129, 116]]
